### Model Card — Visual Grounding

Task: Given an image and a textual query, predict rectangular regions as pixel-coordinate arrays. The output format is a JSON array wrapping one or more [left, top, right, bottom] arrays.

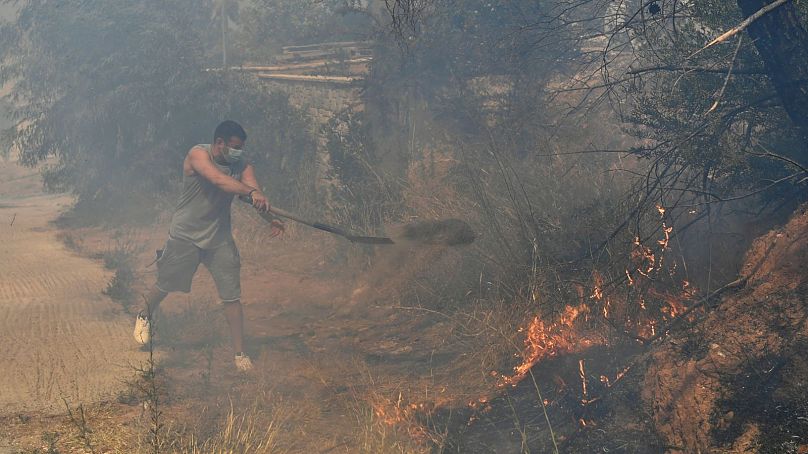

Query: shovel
[[268, 207, 395, 244], [242, 196, 394, 244]]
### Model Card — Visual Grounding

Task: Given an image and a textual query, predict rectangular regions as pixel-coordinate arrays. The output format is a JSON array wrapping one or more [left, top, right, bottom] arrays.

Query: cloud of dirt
[[393, 219, 476, 246]]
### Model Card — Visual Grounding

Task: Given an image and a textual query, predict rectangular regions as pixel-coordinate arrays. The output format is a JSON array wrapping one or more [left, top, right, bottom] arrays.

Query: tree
[[0, 0, 316, 222], [213, 0, 240, 67], [737, 0, 808, 139]]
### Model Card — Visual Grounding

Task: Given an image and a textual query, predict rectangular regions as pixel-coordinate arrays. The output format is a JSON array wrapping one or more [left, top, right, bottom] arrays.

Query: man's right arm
[[187, 147, 255, 196]]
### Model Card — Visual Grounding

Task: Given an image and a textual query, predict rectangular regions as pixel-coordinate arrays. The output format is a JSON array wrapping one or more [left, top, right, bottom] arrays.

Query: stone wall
[[259, 76, 363, 209], [261, 78, 361, 124]]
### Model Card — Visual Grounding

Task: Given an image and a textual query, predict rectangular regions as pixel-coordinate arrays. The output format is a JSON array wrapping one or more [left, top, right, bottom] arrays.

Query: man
[[133, 120, 283, 372]]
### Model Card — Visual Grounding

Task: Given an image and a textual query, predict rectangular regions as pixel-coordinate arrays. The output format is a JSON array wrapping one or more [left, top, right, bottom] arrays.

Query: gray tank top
[[168, 144, 245, 249]]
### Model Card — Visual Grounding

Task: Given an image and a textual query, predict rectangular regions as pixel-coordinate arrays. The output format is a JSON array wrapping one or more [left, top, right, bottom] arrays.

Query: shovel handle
[[266, 206, 309, 225], [241, 196, 350, 237], [268, 207, 350, 237]]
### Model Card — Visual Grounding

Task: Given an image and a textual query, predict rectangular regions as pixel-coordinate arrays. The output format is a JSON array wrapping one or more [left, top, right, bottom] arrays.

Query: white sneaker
[[133, 313, 151, 346], [234, 352, 253, 372]]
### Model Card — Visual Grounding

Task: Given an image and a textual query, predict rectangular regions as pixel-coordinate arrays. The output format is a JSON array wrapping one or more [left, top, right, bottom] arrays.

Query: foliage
[[613, 0, 805, 203], [0, 0, 317, 223], [374, 0, 580, 100], [380, 0, 808, 216], [324, 108, 405, 231]]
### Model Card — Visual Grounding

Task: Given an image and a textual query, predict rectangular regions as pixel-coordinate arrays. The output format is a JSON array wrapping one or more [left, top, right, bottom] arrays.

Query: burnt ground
[[432, 344, 663, 454]]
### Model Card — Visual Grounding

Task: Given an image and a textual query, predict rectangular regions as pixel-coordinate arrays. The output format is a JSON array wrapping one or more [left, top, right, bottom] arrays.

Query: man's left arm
[[240, 164, 285, 237], [240, 164, 270, 212]]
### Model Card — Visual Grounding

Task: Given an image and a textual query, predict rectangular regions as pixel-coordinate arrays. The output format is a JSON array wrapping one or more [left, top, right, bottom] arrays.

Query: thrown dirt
[[0, 159, 143, 415], [395, 218, 476, 246]]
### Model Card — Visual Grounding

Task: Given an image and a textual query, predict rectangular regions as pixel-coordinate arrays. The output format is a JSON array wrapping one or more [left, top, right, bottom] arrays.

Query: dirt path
[[0, 159, 142, 415]]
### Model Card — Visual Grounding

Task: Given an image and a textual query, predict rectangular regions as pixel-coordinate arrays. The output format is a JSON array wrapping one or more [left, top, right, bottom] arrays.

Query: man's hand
[[250, 189, 270, 212], [269, 219, 285, 238], [254, 208, 285, 238]]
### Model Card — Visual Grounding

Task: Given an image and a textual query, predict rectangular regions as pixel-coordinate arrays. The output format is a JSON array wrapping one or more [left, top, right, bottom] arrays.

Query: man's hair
[[213, 120, 247, 143]]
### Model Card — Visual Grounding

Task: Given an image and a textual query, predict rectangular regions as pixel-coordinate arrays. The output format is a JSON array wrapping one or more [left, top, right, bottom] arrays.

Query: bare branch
[[692, 0, 789, 57], [627, 65, 766, 76], [707, 35, 744, 114]]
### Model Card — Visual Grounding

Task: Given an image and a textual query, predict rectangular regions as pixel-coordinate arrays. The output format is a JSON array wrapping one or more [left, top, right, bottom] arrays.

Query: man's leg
[[144, 286, 169, 318], [134, 287, 168, 346], [135, 237, 199, 346], [204, 241, 251, 371], [222, 299, 245, 354]]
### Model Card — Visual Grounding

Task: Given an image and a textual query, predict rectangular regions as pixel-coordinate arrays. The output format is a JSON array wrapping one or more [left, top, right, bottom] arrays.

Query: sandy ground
[[0, 158, 143, 416]]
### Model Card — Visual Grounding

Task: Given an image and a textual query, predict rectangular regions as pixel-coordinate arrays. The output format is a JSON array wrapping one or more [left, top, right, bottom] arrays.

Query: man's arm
[[188, 147, 255, 196], [239, 164, 271, 212], [240, 164, 261, 194]]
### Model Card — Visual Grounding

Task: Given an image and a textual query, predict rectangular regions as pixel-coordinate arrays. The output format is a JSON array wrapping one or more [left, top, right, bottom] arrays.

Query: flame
[[497, 303, 606, 388], [632, 237, 656, 276], [647, 287, 690, 320], [657, 223, 673, 249], [590, 276, 603, 301], [371, 393, 450, 442]]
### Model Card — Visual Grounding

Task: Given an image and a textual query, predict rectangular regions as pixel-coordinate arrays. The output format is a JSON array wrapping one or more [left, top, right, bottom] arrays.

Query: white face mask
[[223, 145, 244, 165]]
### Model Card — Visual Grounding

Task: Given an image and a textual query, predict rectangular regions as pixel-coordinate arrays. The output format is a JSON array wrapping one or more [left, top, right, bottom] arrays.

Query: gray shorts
[[156, 237, 241, 302]]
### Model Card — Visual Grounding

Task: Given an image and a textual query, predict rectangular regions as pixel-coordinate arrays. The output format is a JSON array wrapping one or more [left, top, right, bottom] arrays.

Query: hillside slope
[[643, 204, 808, 452]]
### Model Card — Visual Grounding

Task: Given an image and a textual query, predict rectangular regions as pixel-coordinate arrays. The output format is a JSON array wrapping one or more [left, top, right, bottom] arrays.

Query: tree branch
[[692, 0, 788, 57]]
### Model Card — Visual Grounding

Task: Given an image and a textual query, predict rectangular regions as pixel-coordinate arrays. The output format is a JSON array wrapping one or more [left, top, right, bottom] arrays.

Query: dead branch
[[627, 65, 766, 76], [692, 0, 788, 57]]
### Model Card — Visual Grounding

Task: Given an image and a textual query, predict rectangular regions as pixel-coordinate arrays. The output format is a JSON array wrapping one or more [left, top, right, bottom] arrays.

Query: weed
[[116, 386, 139, 406], [123, 299, 165, 453], [16, 432, 61, 454], [100, 231, 141, 310], [352, 402, 430, 454], [58, 232, 82, 252], [62, 399, 96, 454], [143, 326, 164, 454], [103, 266, 136, 309], [177, 402, 292, 454]]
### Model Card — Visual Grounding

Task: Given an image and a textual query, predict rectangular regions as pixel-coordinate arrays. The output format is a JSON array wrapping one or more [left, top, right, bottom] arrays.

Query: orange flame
[[371, 393, 450, 442], [497, 303, 605, 388], [590, 272, 604, 300], [579, 359, 588, 402]]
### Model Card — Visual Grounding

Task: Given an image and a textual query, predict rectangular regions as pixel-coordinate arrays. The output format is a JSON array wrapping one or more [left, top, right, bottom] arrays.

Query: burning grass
[[496, 303, 607, 389]]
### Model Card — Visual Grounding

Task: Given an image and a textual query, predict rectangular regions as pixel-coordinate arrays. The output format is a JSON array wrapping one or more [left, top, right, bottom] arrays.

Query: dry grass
[[40, 395, 296, 454], [352, 402, 432, 454], [175, 401, 292, 454]]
